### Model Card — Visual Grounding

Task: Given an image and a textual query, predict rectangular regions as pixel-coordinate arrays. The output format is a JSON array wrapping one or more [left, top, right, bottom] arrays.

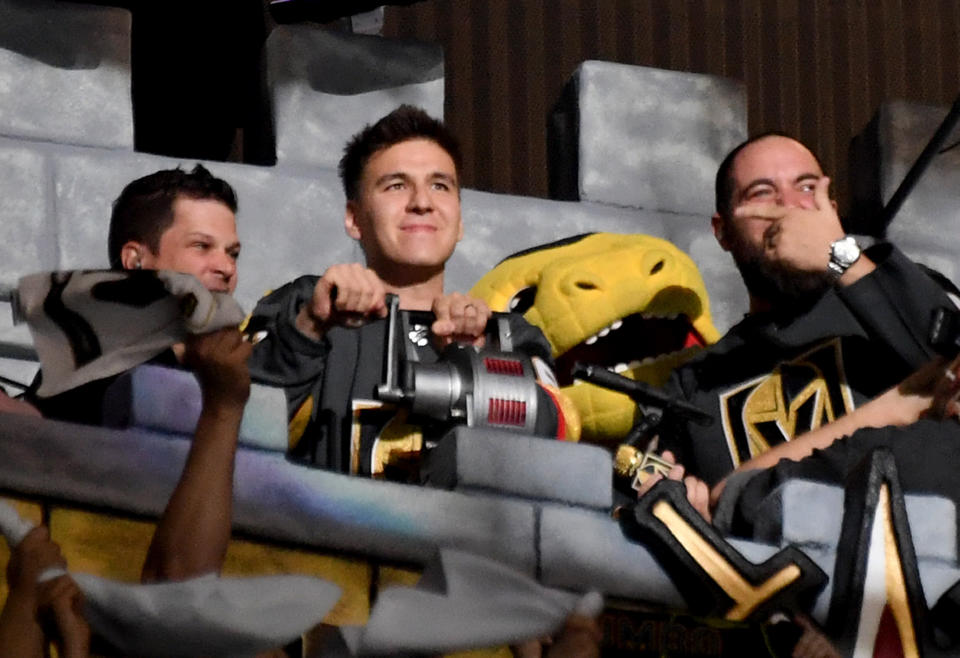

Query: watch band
[[828, 235, 861, 277]]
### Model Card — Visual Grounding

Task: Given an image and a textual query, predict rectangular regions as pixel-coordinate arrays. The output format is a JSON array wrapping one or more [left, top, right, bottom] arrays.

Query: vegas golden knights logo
[[718, 338, 855, 467]]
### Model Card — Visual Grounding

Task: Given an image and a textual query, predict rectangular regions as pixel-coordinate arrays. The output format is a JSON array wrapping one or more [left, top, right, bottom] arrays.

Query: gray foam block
[[0, 141, 55, 291], [0, 355, 37, 393], [452, 189, 671, 292], [559, 61, 746, 215], [267, 25, 444, 169], [0, 411, 538, 572], [425, 427, 612, 509], [780, 479, 956, 562], [0, 324, 35, 361], [538, 504, 684, 604], [868, 100, 960, 283], [0, 0, 132, 149], [102, 364, 290, 453]]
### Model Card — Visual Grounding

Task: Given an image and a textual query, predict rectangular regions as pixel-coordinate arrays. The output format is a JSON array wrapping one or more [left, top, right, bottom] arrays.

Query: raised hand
[[430, 292, 491, 348]]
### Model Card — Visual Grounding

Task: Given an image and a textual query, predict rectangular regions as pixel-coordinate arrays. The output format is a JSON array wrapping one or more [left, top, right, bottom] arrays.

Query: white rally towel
[[0, 500, 340, 657], [15, 269, 246, 397], [348, 548, 603, 655]]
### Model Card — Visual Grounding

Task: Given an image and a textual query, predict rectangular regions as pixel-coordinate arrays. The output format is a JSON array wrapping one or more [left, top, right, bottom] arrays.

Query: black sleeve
[[247, 275, 332, 431], [837, 243, 957, 369], [653, 368, 695, 466]]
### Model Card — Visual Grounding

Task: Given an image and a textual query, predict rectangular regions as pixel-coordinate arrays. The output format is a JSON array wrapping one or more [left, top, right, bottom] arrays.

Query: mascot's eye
[[508, 286, 537, 313], [650, 259, 665, 274]]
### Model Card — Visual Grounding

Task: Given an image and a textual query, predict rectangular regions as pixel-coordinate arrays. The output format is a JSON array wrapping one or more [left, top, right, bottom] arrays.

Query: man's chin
[[737, 259, 833, 308]]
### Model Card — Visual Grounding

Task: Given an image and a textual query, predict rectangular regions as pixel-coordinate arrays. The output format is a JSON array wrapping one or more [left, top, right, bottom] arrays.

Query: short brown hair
[[107, 164, 237, 269], [338, 105, 461, 201]]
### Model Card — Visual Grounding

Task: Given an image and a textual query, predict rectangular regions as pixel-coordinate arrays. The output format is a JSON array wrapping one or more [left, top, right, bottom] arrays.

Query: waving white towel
[[15, 269, 246, 397]]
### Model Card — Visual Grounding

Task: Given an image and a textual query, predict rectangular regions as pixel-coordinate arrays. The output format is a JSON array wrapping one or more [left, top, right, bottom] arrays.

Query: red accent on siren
[[488, 398, 527, 426], [484, 357, 524, 376]]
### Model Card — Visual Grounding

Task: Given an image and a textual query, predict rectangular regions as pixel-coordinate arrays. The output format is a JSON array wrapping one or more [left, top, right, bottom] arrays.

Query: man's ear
[[344, 201, 362, 240], [711, 214, 731, 252], [120, 241, 147, 270]]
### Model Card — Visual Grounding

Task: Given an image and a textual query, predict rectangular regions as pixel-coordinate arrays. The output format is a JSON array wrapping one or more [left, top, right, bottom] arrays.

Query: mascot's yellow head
[[471, 233, 719, 444]]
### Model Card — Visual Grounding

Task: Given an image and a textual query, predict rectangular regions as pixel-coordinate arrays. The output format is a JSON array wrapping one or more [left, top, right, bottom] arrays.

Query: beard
[[728, 235, 834, 310]]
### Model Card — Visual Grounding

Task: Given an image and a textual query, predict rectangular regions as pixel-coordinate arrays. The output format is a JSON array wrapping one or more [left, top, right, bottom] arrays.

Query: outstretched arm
[[711, 353, 960, 505], [142, 328, 252, 582]]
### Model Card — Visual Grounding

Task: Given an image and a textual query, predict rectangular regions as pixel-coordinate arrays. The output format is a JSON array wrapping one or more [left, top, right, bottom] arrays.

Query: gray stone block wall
[[551, 60, 747, 217], [0, 0, 132, 149], [267, 24, 445, 169], [0, 141, 54, 295], [538, 504, 685, 605], [425, 427, 613, 510]]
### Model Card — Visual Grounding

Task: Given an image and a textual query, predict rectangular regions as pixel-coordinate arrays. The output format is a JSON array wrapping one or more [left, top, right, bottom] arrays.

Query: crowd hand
[[511, 612, 602, 658], [893, 352, 960, 422], [7, 527, 66, 600], [633, 450, 711, 523], [4, 526, 89, 657], [303, 264, 388, 335], [183, 328, 252, 408], [36, 574, 90, 658], [733, 177, 843, 272], [431, 293, 491, 348], [790, 614, 841, 658], [0, 389, 41, 418]]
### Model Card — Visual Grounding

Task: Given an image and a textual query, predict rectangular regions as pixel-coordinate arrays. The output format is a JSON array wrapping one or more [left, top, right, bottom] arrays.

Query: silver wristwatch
[[828, 235, 861, 277]]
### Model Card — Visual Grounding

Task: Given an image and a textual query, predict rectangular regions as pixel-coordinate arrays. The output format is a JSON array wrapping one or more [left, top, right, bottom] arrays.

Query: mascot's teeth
[[610, 319, 623, 330], [613, 363, 628, 373], [585, 335, 598, 345], [598, 327, 610, 337]]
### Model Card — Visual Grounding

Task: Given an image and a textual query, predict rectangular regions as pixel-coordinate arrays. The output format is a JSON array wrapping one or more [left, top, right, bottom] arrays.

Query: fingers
[[684, 475, 712, 523], [732, 203, 788, 222], [431, 294, 491, 346], [546, 614, 602, 658], [185, 327, 251, 367], [8, 527, 66, 593], [310, 264, 387, 325], [36, 574, 81, 609], [931, 357, 960, 420], [184, 327, 252, 405], [38, 576, 91, 658]]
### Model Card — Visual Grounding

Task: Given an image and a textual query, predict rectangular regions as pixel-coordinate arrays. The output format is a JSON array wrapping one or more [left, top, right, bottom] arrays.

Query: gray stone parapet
[[549, 60, 747, 216], [266, 24, 444, 170], [0, 0, 132, 149]]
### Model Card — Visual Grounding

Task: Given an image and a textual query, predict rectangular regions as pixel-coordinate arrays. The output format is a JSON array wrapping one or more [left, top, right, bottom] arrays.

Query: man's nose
[[407, 184, 433, 213], [212, 250, 236, 279]]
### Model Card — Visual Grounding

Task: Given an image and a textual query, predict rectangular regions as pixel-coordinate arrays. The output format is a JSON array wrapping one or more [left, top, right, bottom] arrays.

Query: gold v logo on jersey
[[719, 338, 855, 467]]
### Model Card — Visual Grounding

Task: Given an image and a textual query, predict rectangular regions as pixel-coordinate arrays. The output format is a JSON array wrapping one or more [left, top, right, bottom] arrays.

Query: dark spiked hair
[[338, 105, 461, 201], [107, 164, 237, 269], [714, 132, 825, 219]]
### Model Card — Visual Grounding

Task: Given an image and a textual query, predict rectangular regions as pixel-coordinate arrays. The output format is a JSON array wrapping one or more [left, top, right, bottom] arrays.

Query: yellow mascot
[[471, 233, 719, 444]]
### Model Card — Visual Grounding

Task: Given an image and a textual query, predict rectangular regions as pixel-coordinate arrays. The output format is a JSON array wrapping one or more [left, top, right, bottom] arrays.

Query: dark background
[[117, 1, 960, 215]]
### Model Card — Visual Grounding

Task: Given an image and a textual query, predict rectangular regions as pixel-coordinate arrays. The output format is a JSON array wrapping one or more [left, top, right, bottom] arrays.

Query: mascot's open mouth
[[554, 312, 705, 386]]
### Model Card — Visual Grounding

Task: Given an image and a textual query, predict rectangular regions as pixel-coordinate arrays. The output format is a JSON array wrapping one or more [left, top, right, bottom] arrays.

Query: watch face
[[833, 238, 860, 266]]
